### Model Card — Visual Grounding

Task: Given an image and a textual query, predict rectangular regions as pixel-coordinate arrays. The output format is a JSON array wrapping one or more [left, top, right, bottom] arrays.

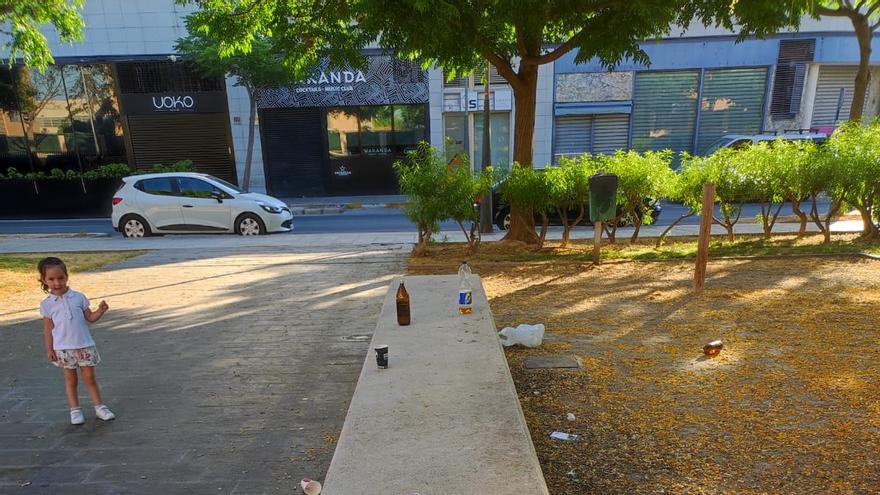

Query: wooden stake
[[694, 183, 715, 291], [593, 221, 602, 264]]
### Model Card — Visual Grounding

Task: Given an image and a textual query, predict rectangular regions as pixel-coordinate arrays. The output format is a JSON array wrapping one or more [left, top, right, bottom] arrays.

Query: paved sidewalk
[[0, 245, 408, 494], [0, 219, 864, 254]]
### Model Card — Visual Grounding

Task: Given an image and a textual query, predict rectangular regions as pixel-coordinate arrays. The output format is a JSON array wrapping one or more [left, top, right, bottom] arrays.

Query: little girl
[[38, 257, 115, 425]]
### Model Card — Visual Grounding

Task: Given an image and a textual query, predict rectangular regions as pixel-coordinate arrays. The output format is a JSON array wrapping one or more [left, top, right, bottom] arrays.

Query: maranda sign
[[296, 70, 368, 94]]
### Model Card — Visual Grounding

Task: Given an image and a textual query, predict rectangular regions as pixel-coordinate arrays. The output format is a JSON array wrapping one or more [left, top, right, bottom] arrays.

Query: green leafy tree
[[739, 142, 786, 238], [809, 1, 880, 122], [395, 142, 449, 254], [396, 142, 493, 253], [446, 157, 493, 251], [545, 156, 592, 247], [772, 139, 821, 237], [823, 120, 880, 238], [598, 150, 675, 243], [177, 21, 302, 191], [655, 160, 708, 247], [682, 148, 754, 242], [178, 0, 805, 244], [1, 1, 84, 70], [499, 165, 551, 248]]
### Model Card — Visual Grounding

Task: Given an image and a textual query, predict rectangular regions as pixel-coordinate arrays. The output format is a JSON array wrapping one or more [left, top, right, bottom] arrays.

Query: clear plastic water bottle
[[458, 261, 473, 315]]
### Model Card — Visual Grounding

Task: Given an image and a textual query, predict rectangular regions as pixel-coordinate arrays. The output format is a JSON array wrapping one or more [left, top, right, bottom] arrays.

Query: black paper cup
[[375, 345, 389, 369]]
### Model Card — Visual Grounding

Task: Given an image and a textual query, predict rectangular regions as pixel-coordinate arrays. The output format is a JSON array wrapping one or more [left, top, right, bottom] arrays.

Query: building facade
[[2, 3, 879, 196]]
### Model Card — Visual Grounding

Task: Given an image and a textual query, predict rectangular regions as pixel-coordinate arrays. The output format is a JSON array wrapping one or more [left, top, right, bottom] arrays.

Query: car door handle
[[182, 205, 193, 208]]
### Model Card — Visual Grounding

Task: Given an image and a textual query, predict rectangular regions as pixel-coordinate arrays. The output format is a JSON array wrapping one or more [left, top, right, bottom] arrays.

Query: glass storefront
[[442, 112, 511, 169], [474, 112, 511, 169], [328, 104, 426, 160], [0, 64, 126, 174]]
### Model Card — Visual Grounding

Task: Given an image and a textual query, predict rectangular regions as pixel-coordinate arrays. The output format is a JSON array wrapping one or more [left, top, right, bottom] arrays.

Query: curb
[[287, 202, 407, 215], [0, 233, 110, 240]]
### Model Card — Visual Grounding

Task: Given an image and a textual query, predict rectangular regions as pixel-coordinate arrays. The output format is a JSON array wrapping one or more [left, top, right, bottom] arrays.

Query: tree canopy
[[0, 0, 84, 70], [179, 0, 808, 242]]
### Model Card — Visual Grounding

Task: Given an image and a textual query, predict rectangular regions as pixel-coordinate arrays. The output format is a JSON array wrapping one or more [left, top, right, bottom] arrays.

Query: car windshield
[[205, 176, 243, 195]]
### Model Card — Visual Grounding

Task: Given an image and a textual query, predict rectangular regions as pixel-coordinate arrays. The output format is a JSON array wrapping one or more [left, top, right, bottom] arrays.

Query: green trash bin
[[589, 172, 618, 223]]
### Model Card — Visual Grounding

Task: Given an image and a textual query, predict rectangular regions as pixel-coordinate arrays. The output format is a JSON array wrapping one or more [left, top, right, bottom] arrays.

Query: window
[[444, 114, 467, 162], [474, 113, 510, 169], [137, 178, 176, 196], [0, 66, 30, 169], [327, 105, 427, 160], [360, 106, 394, 155], [393, 105, 426, 155], [177, 177, 220, 198], [327, 108, 361, 158]]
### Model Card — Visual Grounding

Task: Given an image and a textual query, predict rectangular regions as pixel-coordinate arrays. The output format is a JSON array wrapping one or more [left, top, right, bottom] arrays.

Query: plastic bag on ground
[[498, 323, 545, 348]]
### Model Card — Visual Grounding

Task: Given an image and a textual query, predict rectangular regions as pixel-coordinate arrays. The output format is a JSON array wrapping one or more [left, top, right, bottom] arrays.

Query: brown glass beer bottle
[[396, 281, 411, 325]]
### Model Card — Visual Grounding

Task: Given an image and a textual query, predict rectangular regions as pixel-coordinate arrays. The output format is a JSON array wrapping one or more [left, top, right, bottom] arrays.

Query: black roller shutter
[[126, 113, 236, 182], [260, 108, 326, 197]]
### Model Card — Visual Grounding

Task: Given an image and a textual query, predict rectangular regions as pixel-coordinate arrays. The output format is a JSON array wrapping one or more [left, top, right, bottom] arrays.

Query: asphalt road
[[0, 201, 830, 236]]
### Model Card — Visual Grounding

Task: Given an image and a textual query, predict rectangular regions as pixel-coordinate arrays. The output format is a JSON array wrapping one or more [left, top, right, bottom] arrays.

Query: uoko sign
[[121, 92, 227, 115], [151, 95, 195, 111]]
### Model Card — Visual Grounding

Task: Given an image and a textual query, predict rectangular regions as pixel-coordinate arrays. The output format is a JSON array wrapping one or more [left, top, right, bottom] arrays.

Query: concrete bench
[[322, 275, 549, 495]]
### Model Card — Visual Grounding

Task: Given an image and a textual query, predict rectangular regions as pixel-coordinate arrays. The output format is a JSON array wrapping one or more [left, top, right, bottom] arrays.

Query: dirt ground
[[408, 243, 880, 495]]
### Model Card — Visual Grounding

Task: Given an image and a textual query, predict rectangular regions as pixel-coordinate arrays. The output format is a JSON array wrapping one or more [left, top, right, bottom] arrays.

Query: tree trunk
[[504, 64, 540, 244], [537, 213, 549, 249], [655, 212, 695, 248], [791, 198, 808, 237], [603, 221, 617, 244], [243, 87, 257, 192], [849, 18, 872, 122], [856, 205, 878, 238], [629, 208, 642, 244], [559, 209, 571, 248]]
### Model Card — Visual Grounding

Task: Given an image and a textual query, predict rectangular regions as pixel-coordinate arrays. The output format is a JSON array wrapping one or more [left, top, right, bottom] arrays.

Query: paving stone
[[0, 246, 406, 493], [523, 356, 582, 369]]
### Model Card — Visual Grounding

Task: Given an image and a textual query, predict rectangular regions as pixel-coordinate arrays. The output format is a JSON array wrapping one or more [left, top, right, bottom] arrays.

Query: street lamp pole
[[479, 60, 494, 234]]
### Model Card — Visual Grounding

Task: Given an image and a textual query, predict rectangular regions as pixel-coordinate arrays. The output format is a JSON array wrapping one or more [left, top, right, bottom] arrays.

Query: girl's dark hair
[[37, 257, 68, 293]]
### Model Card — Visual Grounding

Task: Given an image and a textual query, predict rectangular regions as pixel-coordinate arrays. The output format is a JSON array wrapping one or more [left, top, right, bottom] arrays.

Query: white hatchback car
[[111, 172, 293, 237]]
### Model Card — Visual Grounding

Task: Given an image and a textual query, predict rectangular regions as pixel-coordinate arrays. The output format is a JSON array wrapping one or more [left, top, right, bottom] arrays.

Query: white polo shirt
[[39, 289, 96, 350]]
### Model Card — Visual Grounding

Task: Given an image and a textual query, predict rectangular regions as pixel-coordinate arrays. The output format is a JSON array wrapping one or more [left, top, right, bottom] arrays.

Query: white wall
[[533, 63, 553, 167], [225, 78, 267, 193], [14, 0, 194, 58]]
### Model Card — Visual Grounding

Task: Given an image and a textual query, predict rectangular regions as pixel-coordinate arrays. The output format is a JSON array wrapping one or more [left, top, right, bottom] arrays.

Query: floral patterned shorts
[[53, 346, 101, 369]]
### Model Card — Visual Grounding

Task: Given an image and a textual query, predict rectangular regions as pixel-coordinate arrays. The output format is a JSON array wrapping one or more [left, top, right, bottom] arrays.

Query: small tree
[[740, 142, 786, 238], [545, 156, 592, 247], [447, 157, 494, 252], [598, 150, 675, 243], [823, 121, 880, 238], [773, 139, 821, 237], [177, 23, 301, 191], [499, 165, 551, 248], [395, 142, 450, 254], [682, 149, 752, 242], [655, 157, 707, 247]]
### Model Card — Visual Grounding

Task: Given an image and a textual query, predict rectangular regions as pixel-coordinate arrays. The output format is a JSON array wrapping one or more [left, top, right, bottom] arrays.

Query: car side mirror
[[210, 191, 223, 203]]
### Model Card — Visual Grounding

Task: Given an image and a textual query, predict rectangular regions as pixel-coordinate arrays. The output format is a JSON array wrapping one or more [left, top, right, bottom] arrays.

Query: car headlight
[[257, 202, 283, 214]]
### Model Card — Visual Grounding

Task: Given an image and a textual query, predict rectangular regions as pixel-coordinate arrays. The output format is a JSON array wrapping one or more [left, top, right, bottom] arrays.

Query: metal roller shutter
[[696, 68, 768, 154], [592, 115, 630, 155], [631, 71, 699, 156], [126, 113, 236, 182], [554, 116, 591, 162], [811, 66, 865, 127], [260, 108, 326, 197]]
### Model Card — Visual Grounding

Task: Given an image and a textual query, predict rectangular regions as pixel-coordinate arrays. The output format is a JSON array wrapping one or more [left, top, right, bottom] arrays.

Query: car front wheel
[[235, 213, 266, 236], [120, 215, 151, 238], [497, 211, 512, 230]]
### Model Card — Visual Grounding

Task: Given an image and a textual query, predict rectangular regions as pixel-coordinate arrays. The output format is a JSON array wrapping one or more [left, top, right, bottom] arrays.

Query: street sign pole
[[479, 60, 494, 234]]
